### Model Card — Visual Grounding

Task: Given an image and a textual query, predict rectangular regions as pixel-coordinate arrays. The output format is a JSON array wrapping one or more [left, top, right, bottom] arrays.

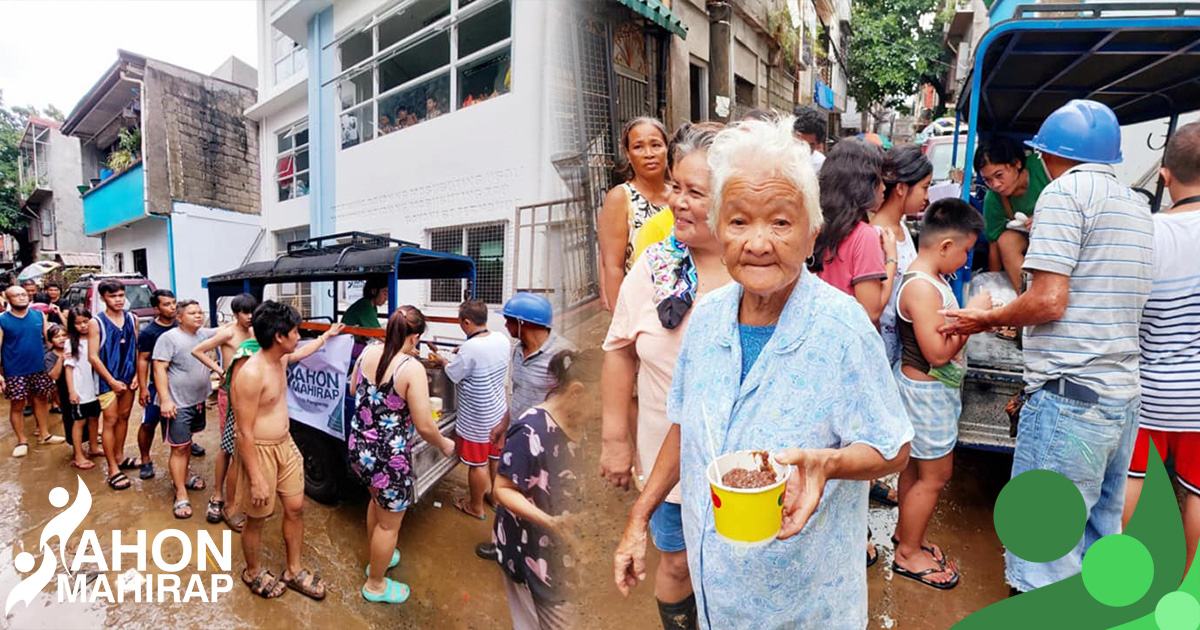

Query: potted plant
[[105, 127, 142, 176]]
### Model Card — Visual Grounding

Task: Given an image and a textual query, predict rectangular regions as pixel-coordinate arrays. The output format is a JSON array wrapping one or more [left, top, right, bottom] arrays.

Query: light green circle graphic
[[994, 469, 1086, 562], [1082, 534, 1153, 607], [1155, 592, 1200, 630]]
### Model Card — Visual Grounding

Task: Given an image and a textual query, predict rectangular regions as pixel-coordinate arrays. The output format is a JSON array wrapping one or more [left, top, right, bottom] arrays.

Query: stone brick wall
[[143, 60, 259, 216]]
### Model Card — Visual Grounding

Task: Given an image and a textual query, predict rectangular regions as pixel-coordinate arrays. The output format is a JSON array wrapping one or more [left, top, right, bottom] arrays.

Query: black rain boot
[[657, 593, 698, 630]]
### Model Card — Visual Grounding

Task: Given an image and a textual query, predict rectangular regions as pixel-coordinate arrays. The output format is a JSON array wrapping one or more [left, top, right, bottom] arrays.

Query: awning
[[615, 0, 688, 39], [56, 252, 102, 268]]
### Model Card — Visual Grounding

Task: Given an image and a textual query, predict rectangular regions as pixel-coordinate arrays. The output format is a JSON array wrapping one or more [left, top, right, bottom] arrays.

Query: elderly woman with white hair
[[613, 118, 913, 629]]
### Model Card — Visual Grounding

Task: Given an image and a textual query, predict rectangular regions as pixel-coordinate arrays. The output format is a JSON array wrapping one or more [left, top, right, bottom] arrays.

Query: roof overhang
[[947, 9, 975, 41], [61, 50, 147, 141], [614, 0, 688, 39], [270, 0, 330, 43]]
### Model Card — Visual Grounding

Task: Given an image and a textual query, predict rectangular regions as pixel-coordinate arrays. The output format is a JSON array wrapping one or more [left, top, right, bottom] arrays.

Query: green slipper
[[364, 549, 401, 577], [361, 577, 410, 604]]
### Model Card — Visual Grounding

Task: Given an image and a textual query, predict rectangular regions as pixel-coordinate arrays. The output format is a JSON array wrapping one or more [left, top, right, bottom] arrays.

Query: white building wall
[[101, 218, 170, 287], [170, 202, 266, 306]]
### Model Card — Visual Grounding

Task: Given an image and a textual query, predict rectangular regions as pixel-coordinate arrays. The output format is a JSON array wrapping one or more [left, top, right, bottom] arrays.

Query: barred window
[[274, 227, 312, 315], [428, 222, 505, 304]]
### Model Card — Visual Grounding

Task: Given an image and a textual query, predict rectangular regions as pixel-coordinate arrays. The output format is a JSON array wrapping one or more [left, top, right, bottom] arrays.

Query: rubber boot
[[657, 593, 698, 630]]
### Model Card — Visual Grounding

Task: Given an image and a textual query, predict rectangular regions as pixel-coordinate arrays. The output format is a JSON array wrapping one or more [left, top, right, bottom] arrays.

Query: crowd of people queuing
[[0, 268, 595, 628], [598, 101, 1200, 629]]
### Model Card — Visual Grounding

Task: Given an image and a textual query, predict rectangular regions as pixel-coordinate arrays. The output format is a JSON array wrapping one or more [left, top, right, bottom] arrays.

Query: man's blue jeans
[[1005, 388, 1140, 592]]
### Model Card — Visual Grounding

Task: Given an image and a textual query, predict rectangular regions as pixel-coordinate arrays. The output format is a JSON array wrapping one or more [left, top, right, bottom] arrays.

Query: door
[[132, 249, 148, 278]]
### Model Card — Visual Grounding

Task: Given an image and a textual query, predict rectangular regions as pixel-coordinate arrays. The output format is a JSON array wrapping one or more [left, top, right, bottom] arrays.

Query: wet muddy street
[[1, 363, 1014, 630]]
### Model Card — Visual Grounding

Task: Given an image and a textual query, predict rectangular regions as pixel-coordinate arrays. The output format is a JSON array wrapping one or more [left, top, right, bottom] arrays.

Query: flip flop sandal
[[224, 509, 246, 533], [191, 443, 206, 457], [70, 460, 96, 470], [39, 435, 66, 445], [867, 545, 879, 568], [892, 562, 960, 590], [243, 569, 287, 599], [283, 569, 326, 601], [869, 482, 898, 507], [107, 473, 132, 491], [86, 450, 105, 459], [139, 462, 155, 480], [995, 327, 1019, 341], [117, 457, 139, 470], [365, 550, 403, 577], [453, 497, 487, 521], [12, 443, 29, 458], [891, 536, 947, 566], [173, 499, 193, 519], [185, 475, 206, 491], [361, 577, 410, 604], [206, 499, 224, 524]]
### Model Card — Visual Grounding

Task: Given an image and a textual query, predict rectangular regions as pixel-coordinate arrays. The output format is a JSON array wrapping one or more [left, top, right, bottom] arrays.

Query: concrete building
[[247, 0, 574, 330], [61, 51, 263, 303], [16, 116, 101, 265]]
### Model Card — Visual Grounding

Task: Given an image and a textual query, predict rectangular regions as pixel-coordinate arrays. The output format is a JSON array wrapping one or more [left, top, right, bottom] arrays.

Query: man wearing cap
[[942, 99, 1153, 593], [475, 292, 573, 560]]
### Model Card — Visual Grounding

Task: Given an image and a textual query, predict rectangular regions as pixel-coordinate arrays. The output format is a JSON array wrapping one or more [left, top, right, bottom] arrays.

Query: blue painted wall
[[83, 163, 145, 236]]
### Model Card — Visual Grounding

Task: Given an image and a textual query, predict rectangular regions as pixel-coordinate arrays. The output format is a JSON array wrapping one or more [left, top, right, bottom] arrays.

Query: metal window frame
[[275, 120, 311, 200], [273, 28, 307, 84], [333, 0, 514, 151]]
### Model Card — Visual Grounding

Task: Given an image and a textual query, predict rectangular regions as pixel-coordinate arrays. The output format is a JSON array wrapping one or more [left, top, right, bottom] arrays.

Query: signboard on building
[[286, 335, 354, 439]]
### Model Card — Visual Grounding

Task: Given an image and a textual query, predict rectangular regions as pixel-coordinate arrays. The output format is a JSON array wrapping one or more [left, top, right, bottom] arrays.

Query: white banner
[[286, 335, 354, 440]]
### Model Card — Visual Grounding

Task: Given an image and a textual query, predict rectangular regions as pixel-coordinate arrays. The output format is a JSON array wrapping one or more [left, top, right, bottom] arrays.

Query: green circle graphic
[[994, 469, 1086, 562], [1082, 534, 1153, 607], [1155, 592, 1200, 630]]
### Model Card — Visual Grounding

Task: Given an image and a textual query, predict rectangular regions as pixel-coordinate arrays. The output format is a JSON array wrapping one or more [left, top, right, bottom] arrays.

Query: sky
[[0, 0, 257, 117]]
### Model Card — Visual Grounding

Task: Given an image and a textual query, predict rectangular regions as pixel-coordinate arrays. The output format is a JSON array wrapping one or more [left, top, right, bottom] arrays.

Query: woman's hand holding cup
[[774, 448, 837, 540]]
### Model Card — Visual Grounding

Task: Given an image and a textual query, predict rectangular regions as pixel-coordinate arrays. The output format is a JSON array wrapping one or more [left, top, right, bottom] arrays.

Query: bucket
[[430, 397, 443, 421], [707, 451, 792, 547]]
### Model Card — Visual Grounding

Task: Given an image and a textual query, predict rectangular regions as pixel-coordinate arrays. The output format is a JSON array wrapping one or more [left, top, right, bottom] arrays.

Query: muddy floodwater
[[1, 384, 1014, 630]]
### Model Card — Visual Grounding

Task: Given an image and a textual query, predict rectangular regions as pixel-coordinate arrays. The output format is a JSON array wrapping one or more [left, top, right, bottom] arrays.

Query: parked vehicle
[[950, 1, 1200, 451], [204, 232, 477, 505], [63, 273, 159, 325]]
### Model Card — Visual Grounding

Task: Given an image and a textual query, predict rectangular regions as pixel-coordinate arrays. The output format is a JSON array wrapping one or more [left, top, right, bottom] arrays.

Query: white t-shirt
[[1139, 210, 1200, 431], [812, 150, 826, 173], [444, 331, 511, 442], [64, 339, 97, 404]]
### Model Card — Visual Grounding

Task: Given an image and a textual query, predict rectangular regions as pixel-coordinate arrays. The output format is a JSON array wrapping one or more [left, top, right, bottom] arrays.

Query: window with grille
[[336, 0, 513, 150], [428, 222, 504, 304], [276, 120, 310, 201], [274, 227, 312, 315], [274, 29, 308, 84]]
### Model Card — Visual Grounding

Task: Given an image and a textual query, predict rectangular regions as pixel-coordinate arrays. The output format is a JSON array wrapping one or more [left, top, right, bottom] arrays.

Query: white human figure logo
[[5, 477, 92, 615]]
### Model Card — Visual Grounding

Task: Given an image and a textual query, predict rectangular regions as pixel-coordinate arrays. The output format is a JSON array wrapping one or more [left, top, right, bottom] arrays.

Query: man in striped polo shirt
[[1124, 122, 1200, 570], [435, 300, 511, 520], [944, 100, 1153, 593]]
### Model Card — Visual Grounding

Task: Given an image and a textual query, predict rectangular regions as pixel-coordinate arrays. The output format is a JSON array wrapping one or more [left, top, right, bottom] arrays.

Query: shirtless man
[[191, 293, 257, 527], [233, 300, 342, 600], [89, 280, 140, 490]]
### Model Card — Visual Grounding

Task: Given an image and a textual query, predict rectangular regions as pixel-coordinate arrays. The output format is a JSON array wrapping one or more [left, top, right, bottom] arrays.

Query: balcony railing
[[82, 161, 145, 236]]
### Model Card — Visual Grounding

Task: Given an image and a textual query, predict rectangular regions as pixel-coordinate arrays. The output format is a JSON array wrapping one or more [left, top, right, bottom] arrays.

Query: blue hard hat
[[1025, 99, 1122, 164], [500, 292, 553, 328]]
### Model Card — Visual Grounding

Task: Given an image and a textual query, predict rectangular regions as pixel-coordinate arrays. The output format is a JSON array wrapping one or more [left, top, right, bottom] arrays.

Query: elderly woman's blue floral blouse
[[669, 270, 913, 630]]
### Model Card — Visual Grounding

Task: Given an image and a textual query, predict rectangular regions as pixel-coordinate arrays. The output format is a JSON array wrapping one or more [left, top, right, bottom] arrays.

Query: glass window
[[340, 30, 373, 71], [273, 29, 307, 84], [458, 0, 510, 59], [458, 48, 510, 109], [378, 0, 449, 50], [276, 120, 310, 201], [378, 31, 450, 94], [335, 0, 513, 149]]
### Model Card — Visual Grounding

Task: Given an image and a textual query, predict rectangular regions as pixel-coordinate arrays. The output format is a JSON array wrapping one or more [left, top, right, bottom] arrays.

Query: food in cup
[[721, 450, 777, 489]]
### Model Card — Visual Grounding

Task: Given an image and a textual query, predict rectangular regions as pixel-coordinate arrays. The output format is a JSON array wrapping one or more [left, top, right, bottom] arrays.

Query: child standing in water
[[64, 307, 102, 469]]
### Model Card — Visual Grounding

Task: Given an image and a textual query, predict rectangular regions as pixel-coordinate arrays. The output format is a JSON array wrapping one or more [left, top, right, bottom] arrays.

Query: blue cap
[[1025, 99, 1122, 164], [499, 292, 553, 328]]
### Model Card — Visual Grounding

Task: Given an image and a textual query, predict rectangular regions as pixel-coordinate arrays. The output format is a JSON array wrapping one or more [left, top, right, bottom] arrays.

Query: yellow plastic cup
[[707, 451, 793, 547]]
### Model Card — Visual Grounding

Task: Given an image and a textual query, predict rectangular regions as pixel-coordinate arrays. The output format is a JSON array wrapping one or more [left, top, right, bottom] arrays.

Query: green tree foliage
[[0, 91, 31, 240], [845, 0, 949, 115]]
